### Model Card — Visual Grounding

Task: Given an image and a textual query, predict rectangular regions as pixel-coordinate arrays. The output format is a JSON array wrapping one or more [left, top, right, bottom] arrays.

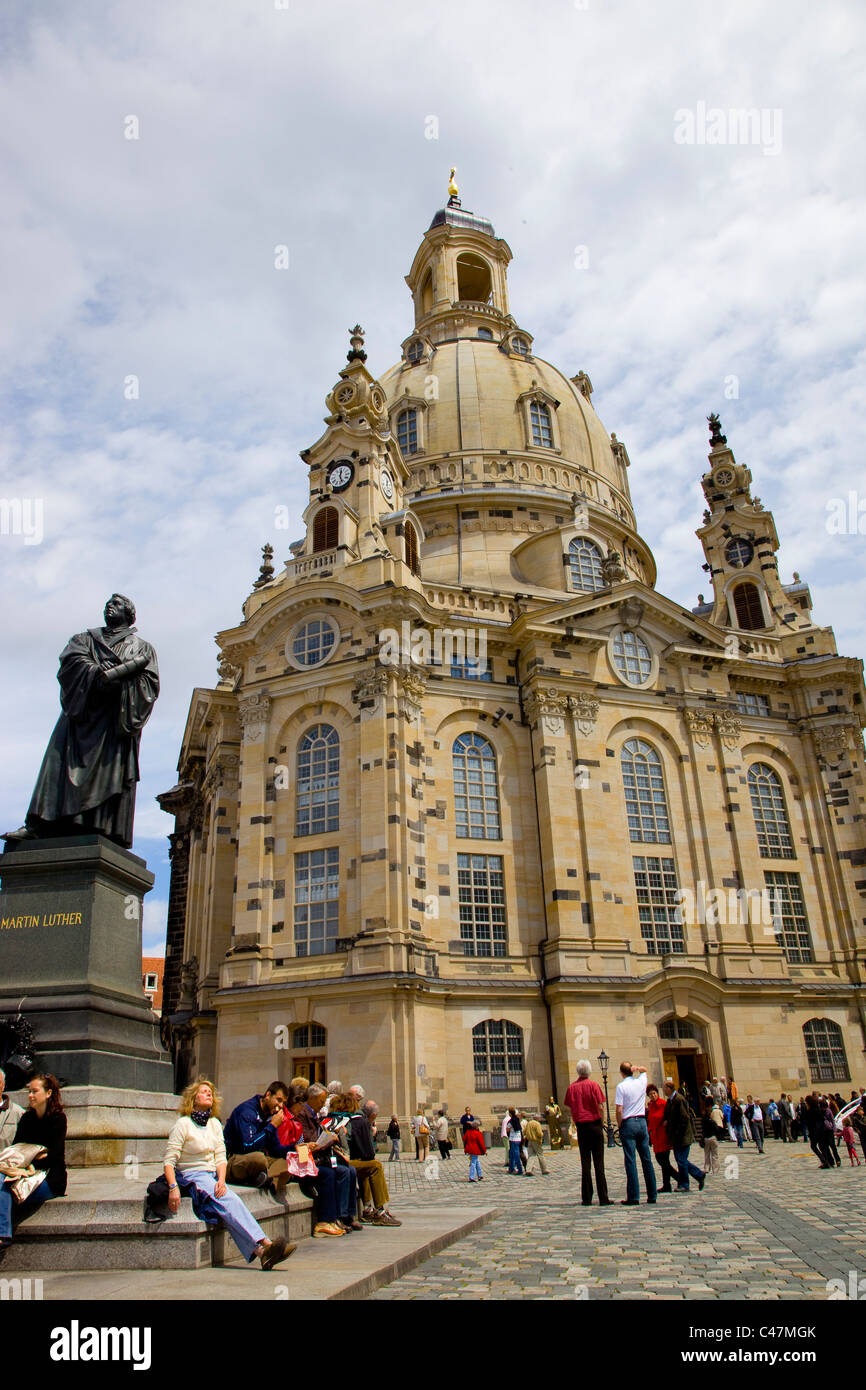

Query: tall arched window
[[803, 1018, 849, 1082], [568, 537, 604, 592], [296, 724, 340, 836], [472, 1020, 525, 1091], [748, 763, 794, 858], [312, 506, 338, 553], [732, 581, 765, 630], [453, 733, 501, 838], [404, 521, 420, 575], [621, 739, 671, 842], [397, 408, 418, 456], [530, 400, 553, 448]]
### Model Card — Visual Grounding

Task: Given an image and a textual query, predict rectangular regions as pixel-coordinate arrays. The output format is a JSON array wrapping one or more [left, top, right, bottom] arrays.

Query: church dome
[[379, 340, 627, 502]]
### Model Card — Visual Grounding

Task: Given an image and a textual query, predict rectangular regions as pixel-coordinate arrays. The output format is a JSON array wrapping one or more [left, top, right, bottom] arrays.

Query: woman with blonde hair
[[163, 1077, 295, 1270]]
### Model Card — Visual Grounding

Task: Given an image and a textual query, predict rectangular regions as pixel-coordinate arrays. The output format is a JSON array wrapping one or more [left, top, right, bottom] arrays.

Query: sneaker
[[469, 1177, 476, 1182], [478, 1176, 484, 1180], [371, 1210, 402, 1227], [260, 1238, 297, 1269], [620, 1200, 639, 1206], [360, 1208, 376, 1223], [313, 1222, 345, 1238]]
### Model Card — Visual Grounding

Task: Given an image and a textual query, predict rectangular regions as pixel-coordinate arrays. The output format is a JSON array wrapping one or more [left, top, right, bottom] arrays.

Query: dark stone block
[[0, 834, 172, 1091]]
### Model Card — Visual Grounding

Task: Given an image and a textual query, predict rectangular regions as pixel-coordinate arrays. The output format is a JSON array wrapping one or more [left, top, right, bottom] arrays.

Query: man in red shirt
[[564, 1060, 611, 1206]]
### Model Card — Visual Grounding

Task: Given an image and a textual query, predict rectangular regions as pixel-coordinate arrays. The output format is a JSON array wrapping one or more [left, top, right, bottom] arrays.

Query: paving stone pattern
[[369, 1139, 866, 1300]]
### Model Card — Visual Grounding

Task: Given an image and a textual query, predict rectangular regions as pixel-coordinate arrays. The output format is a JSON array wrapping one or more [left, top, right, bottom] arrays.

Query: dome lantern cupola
[[403, 170, 515, 346]]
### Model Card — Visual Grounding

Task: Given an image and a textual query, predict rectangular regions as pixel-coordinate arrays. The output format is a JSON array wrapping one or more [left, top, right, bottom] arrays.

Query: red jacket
[[646, 1096, 670, 1153], [463, 1128, 487, 1155]]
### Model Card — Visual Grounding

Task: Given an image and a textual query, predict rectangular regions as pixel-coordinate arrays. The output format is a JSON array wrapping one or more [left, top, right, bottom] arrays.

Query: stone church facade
[[158, 191, 866, 1117]]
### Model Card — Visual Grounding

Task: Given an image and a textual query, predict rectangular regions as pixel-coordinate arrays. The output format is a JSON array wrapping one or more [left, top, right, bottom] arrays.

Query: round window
[[286, 617, 339, 670], [725, 537, 753, 568], [610, 629, 653, 686]]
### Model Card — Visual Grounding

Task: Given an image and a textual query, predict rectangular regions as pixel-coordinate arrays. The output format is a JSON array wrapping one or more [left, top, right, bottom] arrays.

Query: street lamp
[[598, 1049, 616, 1148]]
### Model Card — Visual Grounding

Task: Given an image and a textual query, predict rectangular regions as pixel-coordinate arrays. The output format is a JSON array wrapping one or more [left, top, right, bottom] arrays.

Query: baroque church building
[[158, 185, 866, 1116]]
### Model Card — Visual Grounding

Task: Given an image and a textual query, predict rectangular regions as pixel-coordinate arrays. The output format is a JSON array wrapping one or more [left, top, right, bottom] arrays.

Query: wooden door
[[292, 1056, 326, 1085], [662, 1051, 680, 1089]]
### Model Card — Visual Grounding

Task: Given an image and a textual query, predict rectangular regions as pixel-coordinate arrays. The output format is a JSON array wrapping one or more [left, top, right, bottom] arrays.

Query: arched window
[[732, 581, 765, 630], [568, 537, 604, 592], [292, 1023, 327, 1051], [621, 739, 671, 842], [397, 408, 418, 456], [420, 271, 434, 316], [611, 630, 653, 685], [296, 724, 340, 836], [748, 763, 794, 858], [512, 336, 529, 355], [453, 733, 501, 839], [803, 1018, 849, 1082], [312, 506, 338, 553], [472, 1020, 525, 1091], [456, 253, 492, 304], [404, 520, 420, 575], [530, 400, 553, 447]]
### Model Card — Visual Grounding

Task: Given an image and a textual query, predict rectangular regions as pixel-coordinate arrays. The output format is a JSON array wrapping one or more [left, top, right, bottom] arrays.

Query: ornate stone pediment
[[683, 707, 741, 750], [618, 597, 645, 628], [397, 668, 427, 725]]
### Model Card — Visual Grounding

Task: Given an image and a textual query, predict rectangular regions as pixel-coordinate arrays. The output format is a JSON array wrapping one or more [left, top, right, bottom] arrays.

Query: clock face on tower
[[328, 460, 354, 492], [380, 469, 394, 502]]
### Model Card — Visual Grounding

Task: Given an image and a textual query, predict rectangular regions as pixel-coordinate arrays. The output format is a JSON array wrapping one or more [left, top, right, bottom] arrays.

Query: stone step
[[0, 1167, 314, 1272]]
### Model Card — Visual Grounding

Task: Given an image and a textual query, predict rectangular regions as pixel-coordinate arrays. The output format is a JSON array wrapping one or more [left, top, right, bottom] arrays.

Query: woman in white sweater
[[163, 1078, 295, 1270]]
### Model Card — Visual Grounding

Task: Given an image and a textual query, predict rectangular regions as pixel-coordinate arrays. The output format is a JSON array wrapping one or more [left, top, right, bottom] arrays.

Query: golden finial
[[447, 166, 459, 205]]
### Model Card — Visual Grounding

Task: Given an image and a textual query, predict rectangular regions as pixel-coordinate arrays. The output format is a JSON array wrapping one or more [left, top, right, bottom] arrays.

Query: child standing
[[464, 1118, 486, 1182], [841, 1117, 862, 1166]]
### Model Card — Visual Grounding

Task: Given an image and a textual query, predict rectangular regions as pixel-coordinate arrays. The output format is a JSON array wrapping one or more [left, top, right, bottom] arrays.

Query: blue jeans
[[389, 1138, 400, 1160], [733, 1125, 744, 1148], [312, 1162, 352, 1223], [176, 1170, 266, 1262], [507, 1140, 523, 1174], [0, 1177, 55, 1240], [620, 1117, 657, 1203], [469, 1155, 483, 1180], [673, 1145, 704, 1190]]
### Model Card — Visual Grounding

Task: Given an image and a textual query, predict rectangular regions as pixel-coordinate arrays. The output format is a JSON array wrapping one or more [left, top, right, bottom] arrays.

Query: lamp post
[[598, 1049, 616, 1148]]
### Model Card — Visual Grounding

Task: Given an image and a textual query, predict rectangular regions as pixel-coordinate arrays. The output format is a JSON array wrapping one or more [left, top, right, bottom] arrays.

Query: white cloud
[[1, 0, 864, 844]]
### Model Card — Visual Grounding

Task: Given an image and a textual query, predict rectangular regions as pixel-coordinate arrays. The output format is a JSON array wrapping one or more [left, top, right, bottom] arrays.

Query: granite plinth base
[[0, 835, 172, 1091], [10, 1084, 181, 1166], [0, 1167, 314, 1271]]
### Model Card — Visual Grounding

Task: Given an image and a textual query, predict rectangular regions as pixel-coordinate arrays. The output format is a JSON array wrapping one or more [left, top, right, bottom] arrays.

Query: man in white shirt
[[614, 1062, 657, 1205]]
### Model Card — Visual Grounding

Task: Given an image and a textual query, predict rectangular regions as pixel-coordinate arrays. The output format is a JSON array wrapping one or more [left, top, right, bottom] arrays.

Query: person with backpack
[[663, 1082, 705, 1193]]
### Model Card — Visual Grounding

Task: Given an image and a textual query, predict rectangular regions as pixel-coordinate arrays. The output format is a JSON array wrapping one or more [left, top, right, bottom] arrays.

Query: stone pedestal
[[0, 834, 173, 1092]]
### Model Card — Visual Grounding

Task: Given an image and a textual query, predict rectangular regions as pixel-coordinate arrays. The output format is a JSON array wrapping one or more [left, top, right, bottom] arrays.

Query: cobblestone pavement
[[368, 1140, 866, 1300]]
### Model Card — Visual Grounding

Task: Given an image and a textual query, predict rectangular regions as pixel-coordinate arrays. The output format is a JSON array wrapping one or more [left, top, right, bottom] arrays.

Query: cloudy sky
[[2, 0, 864, 954]]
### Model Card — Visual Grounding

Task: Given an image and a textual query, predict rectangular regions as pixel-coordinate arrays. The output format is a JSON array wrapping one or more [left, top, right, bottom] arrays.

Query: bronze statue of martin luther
[[5, 594, 159, 850]]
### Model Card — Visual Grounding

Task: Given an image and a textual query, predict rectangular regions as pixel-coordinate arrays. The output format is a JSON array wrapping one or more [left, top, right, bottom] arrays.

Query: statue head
[[104, 594, 136, 628]]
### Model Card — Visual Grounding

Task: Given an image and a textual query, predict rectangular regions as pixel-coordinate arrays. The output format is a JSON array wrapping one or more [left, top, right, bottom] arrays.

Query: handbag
[[0, 1143, 49, 1204]]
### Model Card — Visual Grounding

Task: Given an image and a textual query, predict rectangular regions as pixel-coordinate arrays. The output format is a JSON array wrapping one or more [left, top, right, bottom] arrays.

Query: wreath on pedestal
[[0, 1015, 37, 1090]]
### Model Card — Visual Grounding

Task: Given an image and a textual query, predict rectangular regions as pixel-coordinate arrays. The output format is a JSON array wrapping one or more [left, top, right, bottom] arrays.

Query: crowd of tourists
[[559, 1061, 866, 1207], [3, 1062, 864, 1260], [0, 1068, 402, 1266]]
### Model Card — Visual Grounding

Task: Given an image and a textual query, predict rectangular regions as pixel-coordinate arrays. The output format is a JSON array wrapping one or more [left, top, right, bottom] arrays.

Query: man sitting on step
[[223, 1081, 295, 1190]]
